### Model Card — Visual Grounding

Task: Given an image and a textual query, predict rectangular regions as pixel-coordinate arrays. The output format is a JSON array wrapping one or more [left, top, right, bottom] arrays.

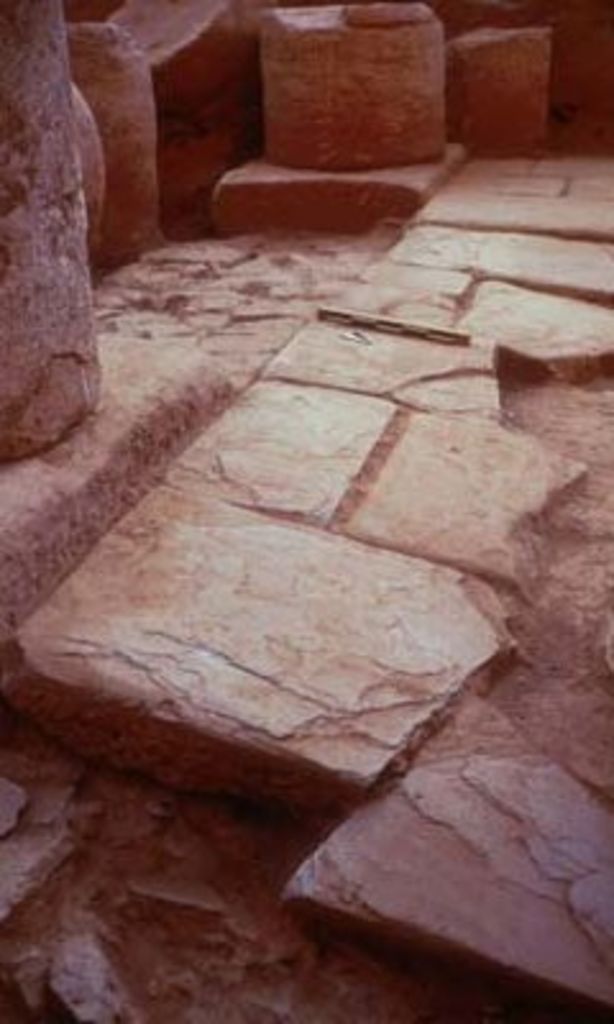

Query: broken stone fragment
[[49, 933, 131, 1023], [0, 0, 100, 460], [286, 700, 614, 1009], [0, 777, 27, 838]]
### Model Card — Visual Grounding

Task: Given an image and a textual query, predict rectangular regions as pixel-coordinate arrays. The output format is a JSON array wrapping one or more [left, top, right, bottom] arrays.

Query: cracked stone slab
[[286, 699, 614, 1009], [266, 321, 493, 400], [212, 147, 465, 235], [389, 225, 614, 304], [8, 491, 508, 809], [461, 281, 614, 381], [0, 329, 227, 644], [342, 413, 584, 589], [167, 381, 395, 525], [338, 263, 472, 328], [417, 188, 614, 243]]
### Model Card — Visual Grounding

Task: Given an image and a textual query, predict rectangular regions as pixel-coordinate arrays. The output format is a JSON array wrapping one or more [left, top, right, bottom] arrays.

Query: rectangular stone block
[[447, 27, 552, 153], [212, 148, 465, 235]]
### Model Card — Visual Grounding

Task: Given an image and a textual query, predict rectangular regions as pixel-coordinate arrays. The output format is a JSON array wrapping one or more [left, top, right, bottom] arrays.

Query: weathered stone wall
[[0, 0, 100, 461]]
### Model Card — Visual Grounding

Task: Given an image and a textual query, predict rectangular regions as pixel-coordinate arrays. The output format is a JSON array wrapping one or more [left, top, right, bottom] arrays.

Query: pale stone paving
[[5, 155, 614, 1011]]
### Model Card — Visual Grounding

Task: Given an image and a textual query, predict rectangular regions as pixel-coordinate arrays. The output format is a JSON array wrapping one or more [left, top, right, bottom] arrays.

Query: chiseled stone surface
[[266, 321, 493, 397], [344, 413, 584, 589], [0, 0, 99, 461], [462, 281, 614, 381], [286, 699, 614, 1009], [212, 147, 465, 235], [169, 381, 394, 524], [9, 491, 508, 808], [261, 4, 445, 170], [390, 225, 614, 304], [0, 331, 227, 643], [418, 188, 614, 243]]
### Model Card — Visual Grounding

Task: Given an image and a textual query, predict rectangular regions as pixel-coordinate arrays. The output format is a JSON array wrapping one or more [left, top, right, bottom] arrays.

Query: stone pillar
[[0, 0, 100, 461], [69, 23, 160, 268], [261, 3, 446, 171]]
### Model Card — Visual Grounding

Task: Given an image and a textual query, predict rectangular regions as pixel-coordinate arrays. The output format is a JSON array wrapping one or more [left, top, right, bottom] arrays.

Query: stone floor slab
[[266, 321, 493, 397], [418, 188, 614, 242], [343, 413, 583, 588], [7, 490, 507, 809], [394, 374, 500, 416], [0, 332, 227, 643], [339, 263, 471, 328], [286, 699, 614, 1009], [168, 381, 394, 525], [212, 148, 465, 235], [461, 281, 614, 380], [390, 225, 614, 303]]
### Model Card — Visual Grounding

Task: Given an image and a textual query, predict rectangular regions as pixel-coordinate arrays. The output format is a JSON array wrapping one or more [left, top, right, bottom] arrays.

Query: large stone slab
[[462, 281, 614, 381], [390, 225, 614, 304], [343, 413, 583, 589], [418, 189, 614, 243], [339, 262, 471, 328], [212, 147, 465, 235], [266, 321, 493, 398], [7, 491, 508, 808], [0, 332, 227, 643], [286, 699, 614, 1009], [169, 381, 394, 525]]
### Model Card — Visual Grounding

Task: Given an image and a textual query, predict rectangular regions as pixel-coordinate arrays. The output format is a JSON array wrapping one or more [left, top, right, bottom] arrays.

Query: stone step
[[0, 327, 227, 644], [286, 698, 614, 1010], [212, 147, 465, 236], [3, 475, 509, 809]]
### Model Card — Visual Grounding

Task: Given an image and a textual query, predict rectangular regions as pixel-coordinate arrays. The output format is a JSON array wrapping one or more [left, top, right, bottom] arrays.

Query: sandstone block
[[69, 23, 159, 267], [261, 4, 446, 170], [212, 148, 464, 235], [71, 84, 106, 262], [0, 0, 100, 460], [448, 27, 552, 153], [8, 491, 508, 809]]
